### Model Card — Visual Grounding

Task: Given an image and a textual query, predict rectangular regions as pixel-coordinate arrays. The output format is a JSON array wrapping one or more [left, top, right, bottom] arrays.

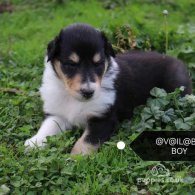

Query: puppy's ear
[[47, 35, 60, 62], [101, 32, 115, 58]]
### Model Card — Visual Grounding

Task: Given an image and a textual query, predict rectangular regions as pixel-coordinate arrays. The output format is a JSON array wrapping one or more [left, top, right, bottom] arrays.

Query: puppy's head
[[47, 23, 115, 101]]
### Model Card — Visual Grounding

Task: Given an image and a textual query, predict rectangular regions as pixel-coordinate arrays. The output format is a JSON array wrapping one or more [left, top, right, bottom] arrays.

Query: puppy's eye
[[69, 62, 78, 66], [94, 60, 105, 67], [64, 61, 79, 68]]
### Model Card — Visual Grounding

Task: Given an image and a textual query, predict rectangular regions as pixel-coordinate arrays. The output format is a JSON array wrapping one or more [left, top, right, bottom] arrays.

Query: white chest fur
[[39, 57, 119, 127]]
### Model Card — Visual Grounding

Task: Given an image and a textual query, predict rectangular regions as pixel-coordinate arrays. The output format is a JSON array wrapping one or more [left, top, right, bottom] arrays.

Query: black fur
[[47, 23, 192, 148], [114, 51, 192, 121], [48, 24, 111, 83]]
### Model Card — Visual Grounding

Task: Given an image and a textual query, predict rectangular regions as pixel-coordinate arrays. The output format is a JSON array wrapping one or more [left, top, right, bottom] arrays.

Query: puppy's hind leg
[[25, 115, 68, 149], [164, 60, 192, 95]]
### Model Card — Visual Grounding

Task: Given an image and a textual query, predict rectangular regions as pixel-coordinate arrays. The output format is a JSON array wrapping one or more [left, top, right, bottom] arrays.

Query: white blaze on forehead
[[93, 53, 101, 63], [69, 52, 80, 63]]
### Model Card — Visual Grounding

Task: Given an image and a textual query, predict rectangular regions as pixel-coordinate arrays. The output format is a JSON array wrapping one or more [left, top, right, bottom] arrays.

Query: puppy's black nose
[[80, 89, 94, 99]]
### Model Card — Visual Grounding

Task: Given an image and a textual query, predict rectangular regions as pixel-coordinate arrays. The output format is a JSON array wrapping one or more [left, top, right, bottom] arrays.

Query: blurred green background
[[0, 0, 195, 91], [0, 0, 195, 194]]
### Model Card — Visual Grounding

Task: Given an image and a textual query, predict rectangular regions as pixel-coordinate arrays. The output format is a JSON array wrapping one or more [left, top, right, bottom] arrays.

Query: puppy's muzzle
[[80, 89, 94, 99]]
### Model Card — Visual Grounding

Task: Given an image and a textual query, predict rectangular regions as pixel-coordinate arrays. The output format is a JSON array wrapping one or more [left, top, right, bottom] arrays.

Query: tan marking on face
[[93, 53, 101, 63], [67, 74, 81, 92], [71, 130, 99, 155], [54, 60, 81, 96], [54, 60, 68, 85], [69, 52, 80, 63]]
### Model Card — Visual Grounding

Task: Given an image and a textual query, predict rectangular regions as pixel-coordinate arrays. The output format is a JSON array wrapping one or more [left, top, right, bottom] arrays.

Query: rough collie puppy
[[25, 23, 192, 154]]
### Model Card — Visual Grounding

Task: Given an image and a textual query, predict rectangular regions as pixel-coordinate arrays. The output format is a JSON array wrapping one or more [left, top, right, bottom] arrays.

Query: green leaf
[[150, 87, 167, 98], [141, 107, 152, 120], [174, 118, 191, 130], [0, 185, 10, 195], [147, 97, 169, 108], [162, 108, 177, 123]]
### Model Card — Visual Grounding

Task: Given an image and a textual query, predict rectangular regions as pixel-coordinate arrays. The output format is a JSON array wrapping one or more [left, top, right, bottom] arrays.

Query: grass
[[0, 0, 195, 194]]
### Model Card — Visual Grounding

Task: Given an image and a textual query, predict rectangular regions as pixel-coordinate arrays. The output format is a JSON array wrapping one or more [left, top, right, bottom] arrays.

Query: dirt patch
[[0, 3, 14, 14]]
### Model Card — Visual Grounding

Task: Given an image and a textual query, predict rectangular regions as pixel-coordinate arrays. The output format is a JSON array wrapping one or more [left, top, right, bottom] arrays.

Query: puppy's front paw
[[24, 136, 47, 149]]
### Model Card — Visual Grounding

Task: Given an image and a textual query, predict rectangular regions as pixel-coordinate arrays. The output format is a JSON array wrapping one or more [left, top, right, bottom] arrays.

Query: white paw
[[24, 136, 47, 149]]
